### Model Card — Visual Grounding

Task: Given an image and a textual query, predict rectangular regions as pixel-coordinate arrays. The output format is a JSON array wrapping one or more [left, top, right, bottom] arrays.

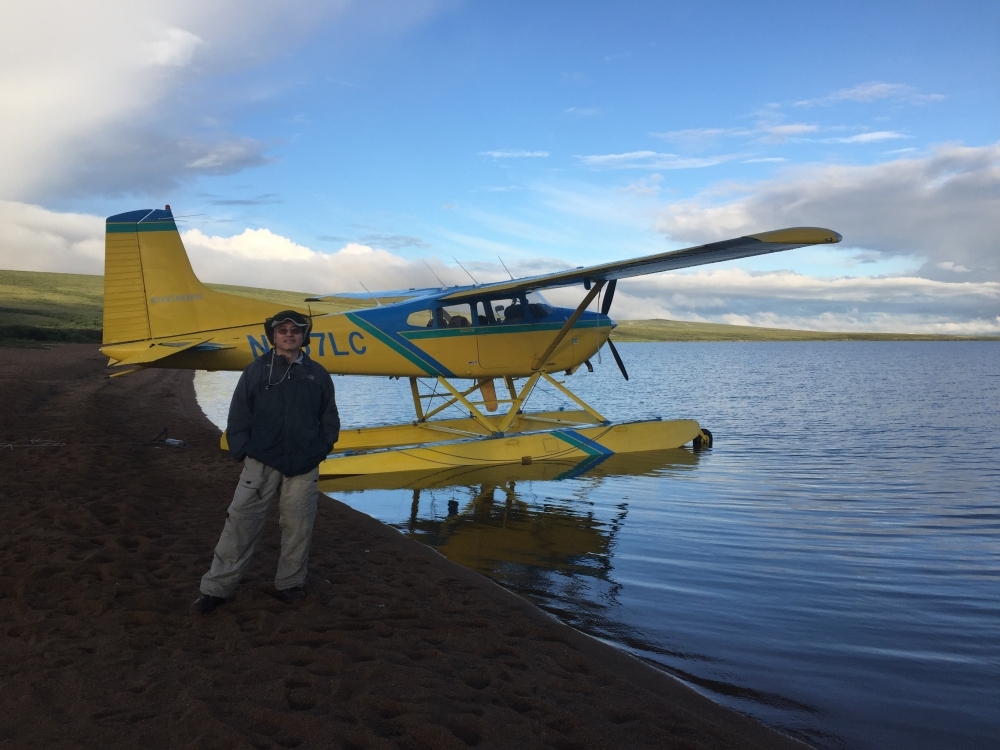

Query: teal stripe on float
[[554, 429, 614, 457]]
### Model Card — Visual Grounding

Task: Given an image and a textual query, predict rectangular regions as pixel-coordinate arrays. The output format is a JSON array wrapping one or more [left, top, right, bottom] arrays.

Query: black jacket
[[227, 350, 340, 476]]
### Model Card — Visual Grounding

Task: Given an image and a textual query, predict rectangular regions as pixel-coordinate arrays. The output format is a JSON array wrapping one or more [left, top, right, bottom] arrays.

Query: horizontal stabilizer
[[105, 338, 234, 366]]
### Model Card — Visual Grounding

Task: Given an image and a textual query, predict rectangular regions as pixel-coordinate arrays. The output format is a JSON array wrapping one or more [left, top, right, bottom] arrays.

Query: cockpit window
[[485, 296, 527, 324], [525, 291, 553, 320], [406, 309, 432, 327], [425, 303, 474, 328]]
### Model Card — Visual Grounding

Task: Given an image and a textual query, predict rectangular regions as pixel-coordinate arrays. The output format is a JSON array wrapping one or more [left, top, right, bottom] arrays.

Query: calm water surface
[[195, 342, 1000, 750]]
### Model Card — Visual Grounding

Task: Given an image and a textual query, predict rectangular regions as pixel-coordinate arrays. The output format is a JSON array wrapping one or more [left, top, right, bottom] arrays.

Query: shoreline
[[0, 343, 809, 749]]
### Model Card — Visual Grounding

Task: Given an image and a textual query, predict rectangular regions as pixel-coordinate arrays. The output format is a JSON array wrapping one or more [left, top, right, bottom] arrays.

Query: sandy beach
[[0, 344, 807, 749]]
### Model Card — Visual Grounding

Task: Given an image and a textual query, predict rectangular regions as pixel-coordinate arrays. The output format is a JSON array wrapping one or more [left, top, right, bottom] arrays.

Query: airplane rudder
[[103, 209, 153, 344]]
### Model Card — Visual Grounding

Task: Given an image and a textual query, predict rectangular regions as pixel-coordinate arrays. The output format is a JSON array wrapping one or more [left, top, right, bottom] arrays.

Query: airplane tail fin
[[103, 207, 292, 345]]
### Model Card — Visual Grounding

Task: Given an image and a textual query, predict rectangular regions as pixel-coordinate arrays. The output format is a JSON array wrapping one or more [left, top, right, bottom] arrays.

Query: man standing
[[195, 310, 339, 615]]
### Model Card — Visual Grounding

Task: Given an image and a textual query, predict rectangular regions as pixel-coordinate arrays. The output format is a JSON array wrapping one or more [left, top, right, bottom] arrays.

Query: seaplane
[[101, 207, 840, 478]]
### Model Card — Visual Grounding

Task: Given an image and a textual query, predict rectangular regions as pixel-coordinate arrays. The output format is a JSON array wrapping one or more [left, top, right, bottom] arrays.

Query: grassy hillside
[[2, 269, 996, 344], [0, 270, 104, 343], [0, 270, 374, 345], [610, 318, 999, 342]]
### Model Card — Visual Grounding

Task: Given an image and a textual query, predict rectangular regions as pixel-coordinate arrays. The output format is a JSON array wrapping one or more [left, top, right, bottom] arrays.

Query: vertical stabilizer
[[103, 208, 297, 344]]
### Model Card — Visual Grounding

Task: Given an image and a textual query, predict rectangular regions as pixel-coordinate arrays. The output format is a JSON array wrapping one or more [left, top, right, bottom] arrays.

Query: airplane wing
[[438, 227, 841, 303], [304, 287, 444, 303]]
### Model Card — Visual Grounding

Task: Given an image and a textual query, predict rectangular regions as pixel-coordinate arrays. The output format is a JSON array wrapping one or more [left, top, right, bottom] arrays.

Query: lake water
[[194, 342, 1000, 749]]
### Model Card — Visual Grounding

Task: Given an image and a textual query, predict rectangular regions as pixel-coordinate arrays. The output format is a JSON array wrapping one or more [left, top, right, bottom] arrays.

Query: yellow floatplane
[[100, 207, 840, 477]]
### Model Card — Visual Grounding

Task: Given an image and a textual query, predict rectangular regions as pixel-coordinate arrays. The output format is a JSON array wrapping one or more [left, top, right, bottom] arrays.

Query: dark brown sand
[[0, 344, 808, 750]]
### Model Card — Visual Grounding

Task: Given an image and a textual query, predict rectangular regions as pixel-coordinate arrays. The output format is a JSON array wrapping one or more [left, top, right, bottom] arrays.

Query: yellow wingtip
[[750, 227, 842, 245]]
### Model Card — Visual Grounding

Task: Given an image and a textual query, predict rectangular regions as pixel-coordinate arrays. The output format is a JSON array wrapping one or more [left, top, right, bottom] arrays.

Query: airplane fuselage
[[124, 294, 614, 378]]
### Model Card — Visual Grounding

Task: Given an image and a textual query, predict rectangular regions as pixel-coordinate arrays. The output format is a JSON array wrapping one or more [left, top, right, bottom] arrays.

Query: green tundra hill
[[0, 270, 372, 345], [1, 269, 996, 345], [609, 318, 999, 342]]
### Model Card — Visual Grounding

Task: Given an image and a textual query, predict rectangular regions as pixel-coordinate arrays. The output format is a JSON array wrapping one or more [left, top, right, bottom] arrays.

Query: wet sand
[[0, 344, 808, 749]]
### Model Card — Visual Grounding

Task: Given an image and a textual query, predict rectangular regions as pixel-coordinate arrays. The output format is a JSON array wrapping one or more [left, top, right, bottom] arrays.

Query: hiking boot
[[194, 593, 227, 615], [274, 586, 307, 604]]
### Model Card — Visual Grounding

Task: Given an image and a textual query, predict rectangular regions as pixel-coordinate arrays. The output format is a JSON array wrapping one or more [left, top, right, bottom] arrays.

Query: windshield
[[525, 291, 553, 320]]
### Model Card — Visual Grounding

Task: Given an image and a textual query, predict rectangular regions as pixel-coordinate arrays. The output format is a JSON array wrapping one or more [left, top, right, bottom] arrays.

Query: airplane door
[[477, 295, 572, 372], [477, 298, 529, 371]]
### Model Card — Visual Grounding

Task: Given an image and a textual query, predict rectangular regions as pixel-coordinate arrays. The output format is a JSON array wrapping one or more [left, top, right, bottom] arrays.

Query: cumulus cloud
[[0, 201, 104, 274], [0, 1, 450, 201], [656, 142, 1000, 280], [180, 228, 468, 293]]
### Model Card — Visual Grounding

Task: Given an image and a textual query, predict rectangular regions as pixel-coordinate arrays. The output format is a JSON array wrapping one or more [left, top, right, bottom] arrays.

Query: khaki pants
[[200, 457, 319, 598]]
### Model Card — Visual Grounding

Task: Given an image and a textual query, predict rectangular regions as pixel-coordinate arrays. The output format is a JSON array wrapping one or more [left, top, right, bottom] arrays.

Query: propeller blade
[[601, 279, 617, 315], [607, 338, 629, 381]]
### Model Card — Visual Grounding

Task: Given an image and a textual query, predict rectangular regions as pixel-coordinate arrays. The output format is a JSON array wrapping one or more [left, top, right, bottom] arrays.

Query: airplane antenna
[[359, 281, 382, 307], [498, 256, 514, 280], [423, 259, 447, 289], [453, 257, 479, 285]]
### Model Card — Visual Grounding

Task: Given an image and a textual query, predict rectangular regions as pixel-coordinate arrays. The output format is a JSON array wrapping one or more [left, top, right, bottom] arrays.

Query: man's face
[[274, 322, 304, 351]]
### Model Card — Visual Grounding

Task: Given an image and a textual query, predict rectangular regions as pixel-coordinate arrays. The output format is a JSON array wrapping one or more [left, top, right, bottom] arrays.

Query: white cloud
[[652, 128, 745, 143], [937, 261, 970, 273], [579, 151, 740, 170], [0, 0, 447, 201], [652, 122, 818, 146], [479, 150, 550, 158], [0, 201, 104, 274], [794, 81, 946, 107], [656, 142, 1000, 280], [825, 131, 909, 144], [147, 27, 203, 67], [180, 228, 469, 293], [756, 123, 818, 143]]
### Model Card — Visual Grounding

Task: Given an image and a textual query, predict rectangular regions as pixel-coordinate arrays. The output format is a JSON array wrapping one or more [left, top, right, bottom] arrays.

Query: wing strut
[[532, 282, 605, 371]]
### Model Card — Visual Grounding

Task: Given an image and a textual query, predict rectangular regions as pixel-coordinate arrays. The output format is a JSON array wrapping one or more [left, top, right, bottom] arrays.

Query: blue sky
[[1, 1, 998, 332]]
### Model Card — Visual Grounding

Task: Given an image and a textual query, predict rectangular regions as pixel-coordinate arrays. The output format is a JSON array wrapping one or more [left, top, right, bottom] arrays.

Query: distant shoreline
[[3, 268, 997, 345], [611, 319, 1000, 343]]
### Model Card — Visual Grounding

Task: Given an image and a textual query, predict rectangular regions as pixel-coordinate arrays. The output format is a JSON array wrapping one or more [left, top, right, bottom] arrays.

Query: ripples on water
[[195, 342, 1000, 750]]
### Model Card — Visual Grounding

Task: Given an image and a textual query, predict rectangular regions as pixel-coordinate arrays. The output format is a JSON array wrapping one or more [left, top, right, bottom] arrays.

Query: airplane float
[[101, 207, 840, 478]]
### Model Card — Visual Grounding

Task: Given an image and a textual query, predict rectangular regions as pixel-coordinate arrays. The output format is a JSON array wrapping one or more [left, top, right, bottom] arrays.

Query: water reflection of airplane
[[320, 449, 699, 582]]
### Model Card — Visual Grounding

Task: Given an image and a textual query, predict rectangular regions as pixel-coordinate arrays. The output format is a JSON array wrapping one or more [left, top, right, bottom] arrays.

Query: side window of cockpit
[[489, 297, 527, 323], [406, 310, 433, 327], [431, 303, 474, 328]]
